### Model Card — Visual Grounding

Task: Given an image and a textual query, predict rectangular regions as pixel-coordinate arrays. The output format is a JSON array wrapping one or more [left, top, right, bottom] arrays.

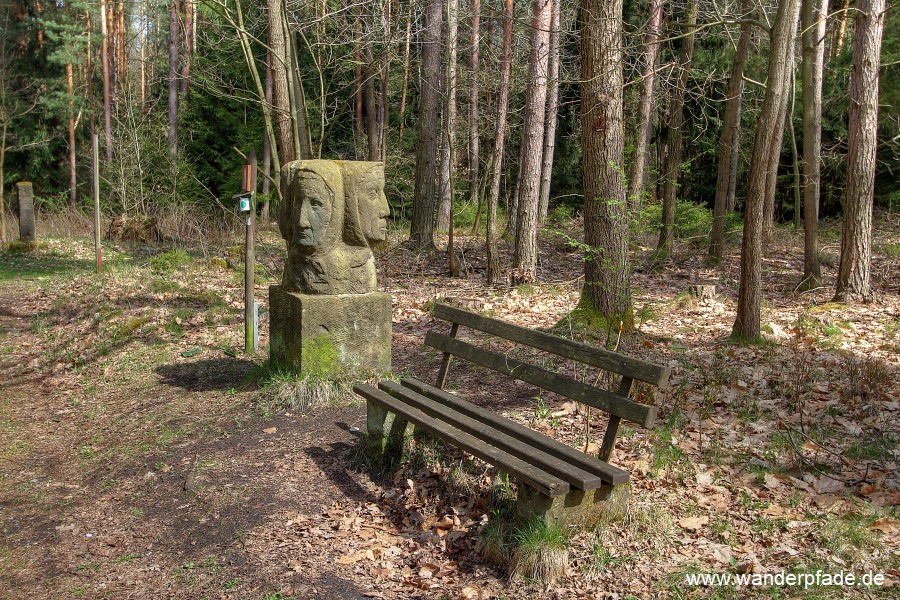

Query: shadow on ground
[[155, 357, 256, 392]]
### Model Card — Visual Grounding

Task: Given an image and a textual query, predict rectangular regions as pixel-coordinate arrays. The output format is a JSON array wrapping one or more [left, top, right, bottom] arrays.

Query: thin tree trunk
[[830, 0, 851, 59], [67, 62, 77, 206], [269, 0, 295, 164], [167, 0, 180, 156], [410, 0, 444, 251], [511, 0, 553, 284], [710, 0, 752, 259], [835, 0, 884, 301], [469, 0, 481, 211], [437, 0, 459, 233], [398, 0, 413, 144], [581, 0, 632, 326], [762, 47, 793, 243], [537, 0, 560, 225], [380, 0, 391, 162], [484, 0, 495, 114], [627, 0, 663, 208], [87, 9, 95, 136], [657, 0, 697, 253], [486, 0, 513, 283], [364, 12, 380, 161], [99, 0, 113, 162], [107, 0, 115, 101], [262, 51, 273, 222], [116, 0, 125, 94], [0, 123, 6, 246], [354, 6, 365, 158], [733, 0, 801, 340], [181, 0, 193, 97], [789, 75, 801, 229], [801, 0, 828, 286], [139, 2, 146, 111]]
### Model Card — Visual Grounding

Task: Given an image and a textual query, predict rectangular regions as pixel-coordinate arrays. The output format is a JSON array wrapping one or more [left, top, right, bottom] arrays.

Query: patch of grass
[[877, 242, 900, 257], [818, 510, 882, 567], [149, 249, 192, 273], [650, 426, 685, 477], [844, 432, 898, 462], [509, 518, 569, 583], [0, 251, 92, 280]]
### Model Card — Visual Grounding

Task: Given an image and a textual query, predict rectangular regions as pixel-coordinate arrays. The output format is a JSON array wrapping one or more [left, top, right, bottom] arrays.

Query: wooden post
[[92, 134, 102, 273], [243, 151, 257, 354], [15, 182, 35, 243]]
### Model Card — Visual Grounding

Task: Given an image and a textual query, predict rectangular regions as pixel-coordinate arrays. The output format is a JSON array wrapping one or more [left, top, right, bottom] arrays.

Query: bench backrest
[[426, 304, 670, 460]]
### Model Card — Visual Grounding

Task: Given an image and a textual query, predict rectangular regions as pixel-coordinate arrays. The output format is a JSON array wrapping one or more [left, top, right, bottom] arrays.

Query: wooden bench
[[353, 303, 670, 526]]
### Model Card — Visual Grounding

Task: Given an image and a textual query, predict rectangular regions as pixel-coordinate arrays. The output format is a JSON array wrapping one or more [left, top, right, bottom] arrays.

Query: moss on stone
[[300, 334, 341, 377]]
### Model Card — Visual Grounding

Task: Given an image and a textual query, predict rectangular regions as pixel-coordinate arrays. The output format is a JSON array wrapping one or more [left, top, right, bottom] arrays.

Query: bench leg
[[366, 401, 388, 456], [515, 484, 631, 527], [384, 416, 410, 467]]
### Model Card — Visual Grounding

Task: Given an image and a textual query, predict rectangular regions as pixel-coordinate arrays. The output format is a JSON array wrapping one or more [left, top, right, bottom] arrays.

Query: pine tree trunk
[[139, 2, 146, 111], [116, 0, 125, 94], [657, 0, 697, 254], [486, 0, 513, 283], [410, 0, 445, 251], [99, 0, 113, 162], [710, 0, 752, 259], [581, 0, 632, 326], [67, 62, 77, 206], [398, 1, 413, 144], [167, 0, 180, 156], [511, 0, 553, 284], [835, 0, 884, 302], [733, 0, 801, 340], [627, 0, 663, 208], [830, 0, 851, 59], [801, 0, 829, 286], [537, 0, 560, 225], [437, 0, 459, 233]]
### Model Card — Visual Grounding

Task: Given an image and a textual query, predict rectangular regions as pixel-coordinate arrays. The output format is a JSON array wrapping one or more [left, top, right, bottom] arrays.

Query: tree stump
[[688, 282, 716, 301]]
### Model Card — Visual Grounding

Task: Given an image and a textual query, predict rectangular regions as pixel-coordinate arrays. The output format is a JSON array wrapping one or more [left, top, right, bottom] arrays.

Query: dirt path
[[1, 221, 898, 599]]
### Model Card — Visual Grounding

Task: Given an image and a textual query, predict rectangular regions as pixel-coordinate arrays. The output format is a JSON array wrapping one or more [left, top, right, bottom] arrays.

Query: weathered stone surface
[[515, 483, 630, 527], [269, 285, 391, 376], [277, 160, 388, 295], [16, 182, 35, 242]]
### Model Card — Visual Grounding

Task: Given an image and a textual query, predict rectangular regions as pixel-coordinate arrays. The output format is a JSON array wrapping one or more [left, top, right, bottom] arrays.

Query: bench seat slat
[[400, 377, 630, 486], [434, 304, 670, 387], [424, 331, 657, 428], [354, 384, 570, 497], [378, 380, 605, 490]]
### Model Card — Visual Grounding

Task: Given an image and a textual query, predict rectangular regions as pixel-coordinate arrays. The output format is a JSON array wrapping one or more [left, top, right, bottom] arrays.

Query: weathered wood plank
[[400, 378, 630, 485], [423, 332, 657, 427], [433, 303, 670, 387], [353, 384, 569, 497], [379, 380, 604, 489]]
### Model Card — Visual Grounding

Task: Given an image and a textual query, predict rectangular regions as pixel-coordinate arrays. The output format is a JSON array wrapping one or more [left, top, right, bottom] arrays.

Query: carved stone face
[[343, 162, 390, 247], [360, 165, 390, 243], [294, 172, 333, 251], [281, 160, 344, 256]]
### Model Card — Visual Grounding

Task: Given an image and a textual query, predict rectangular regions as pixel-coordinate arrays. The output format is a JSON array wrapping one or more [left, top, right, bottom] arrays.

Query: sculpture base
[[269, 285, 391, 377]]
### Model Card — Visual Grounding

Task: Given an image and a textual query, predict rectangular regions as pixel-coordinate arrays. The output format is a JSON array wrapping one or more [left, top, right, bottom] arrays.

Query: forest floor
[[0, 213, 898, 599]]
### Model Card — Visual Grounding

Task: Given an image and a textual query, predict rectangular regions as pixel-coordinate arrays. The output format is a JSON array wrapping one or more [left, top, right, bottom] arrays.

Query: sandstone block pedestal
[[269, 285, 391, 377]]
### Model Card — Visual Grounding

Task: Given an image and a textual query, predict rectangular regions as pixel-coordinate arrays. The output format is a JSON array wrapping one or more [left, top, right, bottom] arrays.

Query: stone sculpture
[[270, 159, 391, 376]]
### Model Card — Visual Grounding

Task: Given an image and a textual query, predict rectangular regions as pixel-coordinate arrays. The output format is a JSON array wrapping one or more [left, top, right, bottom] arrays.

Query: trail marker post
[[240, 152, 257, 354]]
